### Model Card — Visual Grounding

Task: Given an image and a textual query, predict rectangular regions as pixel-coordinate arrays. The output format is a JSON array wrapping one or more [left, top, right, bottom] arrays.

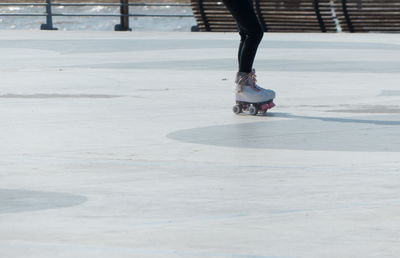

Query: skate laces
[[237, 69, 261, 92], [250, 69, 262, 89]]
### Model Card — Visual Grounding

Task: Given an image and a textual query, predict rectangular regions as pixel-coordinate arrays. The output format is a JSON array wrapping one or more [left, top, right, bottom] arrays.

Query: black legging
[[222, 0, 264, 73]]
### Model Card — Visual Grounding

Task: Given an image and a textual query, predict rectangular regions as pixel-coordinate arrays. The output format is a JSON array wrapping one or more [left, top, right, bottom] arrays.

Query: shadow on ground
[[167, 113, 400, 152], [0, 189, 87, 213]]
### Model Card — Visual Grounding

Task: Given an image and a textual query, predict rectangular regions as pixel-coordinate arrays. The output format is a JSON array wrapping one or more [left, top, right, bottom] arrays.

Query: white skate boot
[[232, 69, 275, 115]]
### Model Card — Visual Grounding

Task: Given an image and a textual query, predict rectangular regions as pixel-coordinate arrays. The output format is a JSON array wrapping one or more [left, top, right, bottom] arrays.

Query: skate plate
[[233, 100, 275, 115]]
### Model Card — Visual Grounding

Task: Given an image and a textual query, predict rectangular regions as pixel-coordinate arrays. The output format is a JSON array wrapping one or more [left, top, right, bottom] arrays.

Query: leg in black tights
[[222, 0, 264, 73]]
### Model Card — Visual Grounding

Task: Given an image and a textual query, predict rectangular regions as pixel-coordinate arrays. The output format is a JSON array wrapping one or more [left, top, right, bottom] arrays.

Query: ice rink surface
[[1, 30, 400, 258]]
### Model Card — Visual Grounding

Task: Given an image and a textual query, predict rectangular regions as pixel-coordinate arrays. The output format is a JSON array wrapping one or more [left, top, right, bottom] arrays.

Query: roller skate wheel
[[249, 105, 258, 116], [268, 102, 276, 109], [232, 104, 242, 114], [260, 103, 268, 112]]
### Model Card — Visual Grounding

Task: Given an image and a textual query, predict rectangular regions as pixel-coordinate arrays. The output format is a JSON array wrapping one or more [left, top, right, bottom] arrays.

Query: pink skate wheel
[[261, 104, 268, 111], [267, 102, 275, 109]]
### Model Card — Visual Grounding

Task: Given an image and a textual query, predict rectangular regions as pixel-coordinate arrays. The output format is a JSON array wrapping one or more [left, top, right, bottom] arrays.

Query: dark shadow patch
[[167, 113, 400, 152], [327, 105, 400, 114], [0, 189, 88, 213], [380, 90, 400, 96], [0, 94, 122, 99]]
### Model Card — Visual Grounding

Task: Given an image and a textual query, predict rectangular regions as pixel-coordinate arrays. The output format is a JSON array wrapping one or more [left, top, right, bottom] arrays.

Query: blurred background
[[0, 0, 196, 31]]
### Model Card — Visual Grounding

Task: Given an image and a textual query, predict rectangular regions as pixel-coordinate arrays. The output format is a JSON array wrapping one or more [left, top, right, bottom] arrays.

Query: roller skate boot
[[232, 69, 275, 115]]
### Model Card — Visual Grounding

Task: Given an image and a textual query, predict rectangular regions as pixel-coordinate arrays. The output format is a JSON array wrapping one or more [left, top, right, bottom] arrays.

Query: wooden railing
[[191, 0, 400, 33], [335, 0, 400, 32]]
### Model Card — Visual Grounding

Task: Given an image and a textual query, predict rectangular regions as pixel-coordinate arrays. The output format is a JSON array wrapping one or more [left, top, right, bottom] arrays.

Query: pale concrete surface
[[1, 30, 400, 258]]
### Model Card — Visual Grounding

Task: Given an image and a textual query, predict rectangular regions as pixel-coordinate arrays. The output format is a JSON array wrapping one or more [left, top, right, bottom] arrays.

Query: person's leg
[[238, 30, 246, 68], [223, 0, 264, 73]]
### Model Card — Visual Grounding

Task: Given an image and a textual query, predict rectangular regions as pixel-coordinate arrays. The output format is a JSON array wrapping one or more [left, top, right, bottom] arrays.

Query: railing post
[[342, 0, 354, 32], [115, 0, 132, 31], [198, 0, 210, 31], [41, 0, 57, 30], [254, 0, 267, 32], [314, 0, 326, 32]]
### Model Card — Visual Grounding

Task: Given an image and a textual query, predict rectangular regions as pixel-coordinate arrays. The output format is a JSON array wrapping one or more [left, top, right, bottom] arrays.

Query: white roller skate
[[232, 69, 275, 115]]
